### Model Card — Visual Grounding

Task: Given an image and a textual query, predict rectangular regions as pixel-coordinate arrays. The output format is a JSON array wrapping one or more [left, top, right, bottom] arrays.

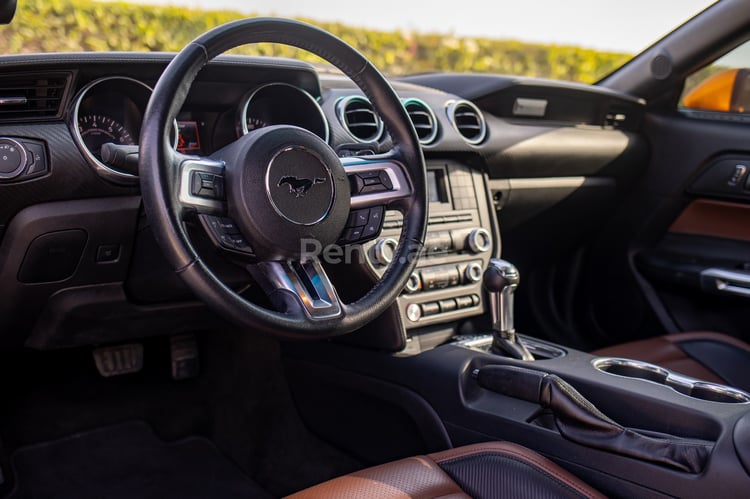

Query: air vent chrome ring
[[402, 97, 438, 145], [336, 95, 384, 143], [446, 99, 487, 145]]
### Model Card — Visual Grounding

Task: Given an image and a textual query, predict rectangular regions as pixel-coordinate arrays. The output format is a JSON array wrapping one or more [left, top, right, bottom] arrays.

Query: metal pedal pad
[[93, 343, 144, 377], [170, 334, 199, 380]]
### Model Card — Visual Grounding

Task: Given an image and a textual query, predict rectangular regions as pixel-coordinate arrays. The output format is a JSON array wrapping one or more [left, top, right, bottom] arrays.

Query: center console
[[362, 161, 496, 335], [284, 156, 750, 498], [286, 235, 750, 498], [286, 326, 750, 498]]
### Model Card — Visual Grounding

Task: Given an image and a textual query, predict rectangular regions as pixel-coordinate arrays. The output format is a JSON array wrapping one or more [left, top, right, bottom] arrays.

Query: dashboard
[[0, 52, 645, 351]]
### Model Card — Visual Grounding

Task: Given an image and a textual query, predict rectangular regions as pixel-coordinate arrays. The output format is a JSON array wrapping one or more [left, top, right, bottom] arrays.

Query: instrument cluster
[[69, 77, 329, 184]]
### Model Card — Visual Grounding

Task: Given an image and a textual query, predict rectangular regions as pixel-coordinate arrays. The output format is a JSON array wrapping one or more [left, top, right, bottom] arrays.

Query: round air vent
[[336, 95, 383, 142], [403, 98, 438, 144], [447, 100, 486, 145]]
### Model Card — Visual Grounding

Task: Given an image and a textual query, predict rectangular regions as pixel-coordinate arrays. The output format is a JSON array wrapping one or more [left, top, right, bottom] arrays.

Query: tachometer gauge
[[77, 114, 135, 160], [70, 76, 154, 185], [239, 83, 329, 141]]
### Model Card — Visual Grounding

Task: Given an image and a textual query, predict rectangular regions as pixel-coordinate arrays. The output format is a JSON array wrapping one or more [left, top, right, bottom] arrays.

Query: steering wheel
[[139, 18, 427, 339]]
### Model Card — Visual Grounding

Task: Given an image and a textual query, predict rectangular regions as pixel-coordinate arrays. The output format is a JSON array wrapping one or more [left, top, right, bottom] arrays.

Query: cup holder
[[593, 357, 750, 404]]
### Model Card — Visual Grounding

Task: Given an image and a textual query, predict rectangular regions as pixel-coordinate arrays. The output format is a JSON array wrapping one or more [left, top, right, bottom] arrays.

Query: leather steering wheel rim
[[139, 18, 427, 339]]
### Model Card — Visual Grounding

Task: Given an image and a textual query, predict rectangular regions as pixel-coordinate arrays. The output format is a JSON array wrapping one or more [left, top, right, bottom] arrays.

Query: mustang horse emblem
[[277, 176, 326, 197]]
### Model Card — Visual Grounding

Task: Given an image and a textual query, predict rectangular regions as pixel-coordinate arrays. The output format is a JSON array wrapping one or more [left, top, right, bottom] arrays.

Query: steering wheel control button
[[267, 146, 334, 226], [198, 214, 254, 255], [340, 205, 386, 244], [362, 206, 385, 238], [348, 209, 369, 227], [349, 170, 394, 194], [340, 226, 364, 243], [191, 172, 225, 200], [368, 206, 384, 224], [0, 137, 28, 180], [379, 170, 394, 189]]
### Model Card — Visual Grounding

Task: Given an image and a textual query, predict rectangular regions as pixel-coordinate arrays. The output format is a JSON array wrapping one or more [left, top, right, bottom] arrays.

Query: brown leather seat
[[592, 331, 750, 391], [286, 441, 604, 499]]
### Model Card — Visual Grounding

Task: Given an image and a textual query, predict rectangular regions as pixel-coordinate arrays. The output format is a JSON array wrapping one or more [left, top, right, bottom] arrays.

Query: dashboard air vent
[[403, 98, 438, 144], [448, 100, 486, 145], [0, 73, 70, 122], [337, 95, 383, 142]]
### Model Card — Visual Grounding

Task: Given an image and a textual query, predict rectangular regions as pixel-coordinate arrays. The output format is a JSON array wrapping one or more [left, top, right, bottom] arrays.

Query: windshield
[[2, 0, 716, 83]]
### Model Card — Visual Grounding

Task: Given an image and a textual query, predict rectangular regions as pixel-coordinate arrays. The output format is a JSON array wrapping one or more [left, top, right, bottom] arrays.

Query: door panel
[[584, 112, 750, 348]]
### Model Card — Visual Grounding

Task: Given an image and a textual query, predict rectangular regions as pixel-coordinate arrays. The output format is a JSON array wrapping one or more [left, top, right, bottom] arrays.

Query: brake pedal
[[93, 343, 144, 377], [170, 334, 199, 380]]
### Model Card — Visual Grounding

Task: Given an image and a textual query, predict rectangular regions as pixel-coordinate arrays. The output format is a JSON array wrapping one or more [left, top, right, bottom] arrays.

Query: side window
[[680, 40, 750, 116]]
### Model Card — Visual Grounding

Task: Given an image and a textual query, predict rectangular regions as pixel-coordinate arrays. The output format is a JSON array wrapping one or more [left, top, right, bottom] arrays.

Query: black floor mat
[[7, 421, 273, 499]]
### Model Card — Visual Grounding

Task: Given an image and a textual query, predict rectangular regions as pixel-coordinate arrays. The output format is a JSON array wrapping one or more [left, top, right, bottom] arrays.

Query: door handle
[[700, 268, 750, 298]]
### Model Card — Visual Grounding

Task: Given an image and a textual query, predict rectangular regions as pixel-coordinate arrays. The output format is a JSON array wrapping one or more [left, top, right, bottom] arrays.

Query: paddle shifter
[[483, 259, 534, 361]]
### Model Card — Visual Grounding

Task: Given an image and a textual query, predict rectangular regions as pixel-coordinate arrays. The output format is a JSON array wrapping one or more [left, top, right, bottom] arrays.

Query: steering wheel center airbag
[[220, 125, 350, 260]]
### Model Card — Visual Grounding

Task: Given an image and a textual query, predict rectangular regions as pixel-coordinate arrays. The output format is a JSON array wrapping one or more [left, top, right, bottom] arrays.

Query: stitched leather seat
[[592, 332, 750, 392], [286, 441, 604, 499]]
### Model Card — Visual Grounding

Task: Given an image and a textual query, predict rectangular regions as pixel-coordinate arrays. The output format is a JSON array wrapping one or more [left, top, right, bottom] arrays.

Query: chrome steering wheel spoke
[[176, 153, 227, 216], [342, 154, 413, 211], [248, 258, 343, 321], [174, 153, 257, 259], [338, 154, 413, 245]]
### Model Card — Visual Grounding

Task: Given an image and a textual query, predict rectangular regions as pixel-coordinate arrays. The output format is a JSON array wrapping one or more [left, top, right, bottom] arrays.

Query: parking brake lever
[[474, 365, 712, 474]]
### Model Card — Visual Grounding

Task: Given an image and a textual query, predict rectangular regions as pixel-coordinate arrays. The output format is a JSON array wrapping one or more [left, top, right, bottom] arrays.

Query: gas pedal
[[93, 343, 144, 377]]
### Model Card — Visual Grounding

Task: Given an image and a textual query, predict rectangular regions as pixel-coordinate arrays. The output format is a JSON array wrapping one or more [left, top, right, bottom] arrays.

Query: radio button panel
[[362, 161, 495, 331]]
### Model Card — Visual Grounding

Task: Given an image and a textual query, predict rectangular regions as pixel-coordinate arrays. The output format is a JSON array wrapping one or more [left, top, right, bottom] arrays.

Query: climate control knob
[[466, 228, 491, 254], [464, 262, 483, 284], [404, 272, 422, 293], [372, 238, 398, 266]]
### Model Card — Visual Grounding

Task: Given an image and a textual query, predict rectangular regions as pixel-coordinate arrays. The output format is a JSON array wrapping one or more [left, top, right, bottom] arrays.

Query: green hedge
[[0, 0, 630, 83]]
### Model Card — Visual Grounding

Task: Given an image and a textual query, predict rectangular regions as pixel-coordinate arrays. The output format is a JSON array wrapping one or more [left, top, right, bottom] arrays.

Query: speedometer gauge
[[78, 114, 135, 160]]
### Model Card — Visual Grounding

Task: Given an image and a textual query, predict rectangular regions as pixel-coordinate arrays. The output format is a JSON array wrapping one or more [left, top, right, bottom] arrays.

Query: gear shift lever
[[483, 259, 534, 361]]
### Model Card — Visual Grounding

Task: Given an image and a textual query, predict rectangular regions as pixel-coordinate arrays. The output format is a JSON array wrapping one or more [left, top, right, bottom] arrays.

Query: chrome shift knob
[[483, 259, 534, 361], [483, 259, 520, 337]]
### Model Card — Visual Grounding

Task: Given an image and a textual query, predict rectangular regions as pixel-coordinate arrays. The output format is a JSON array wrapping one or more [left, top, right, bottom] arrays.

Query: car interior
[[2, 0, 750, 497]]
